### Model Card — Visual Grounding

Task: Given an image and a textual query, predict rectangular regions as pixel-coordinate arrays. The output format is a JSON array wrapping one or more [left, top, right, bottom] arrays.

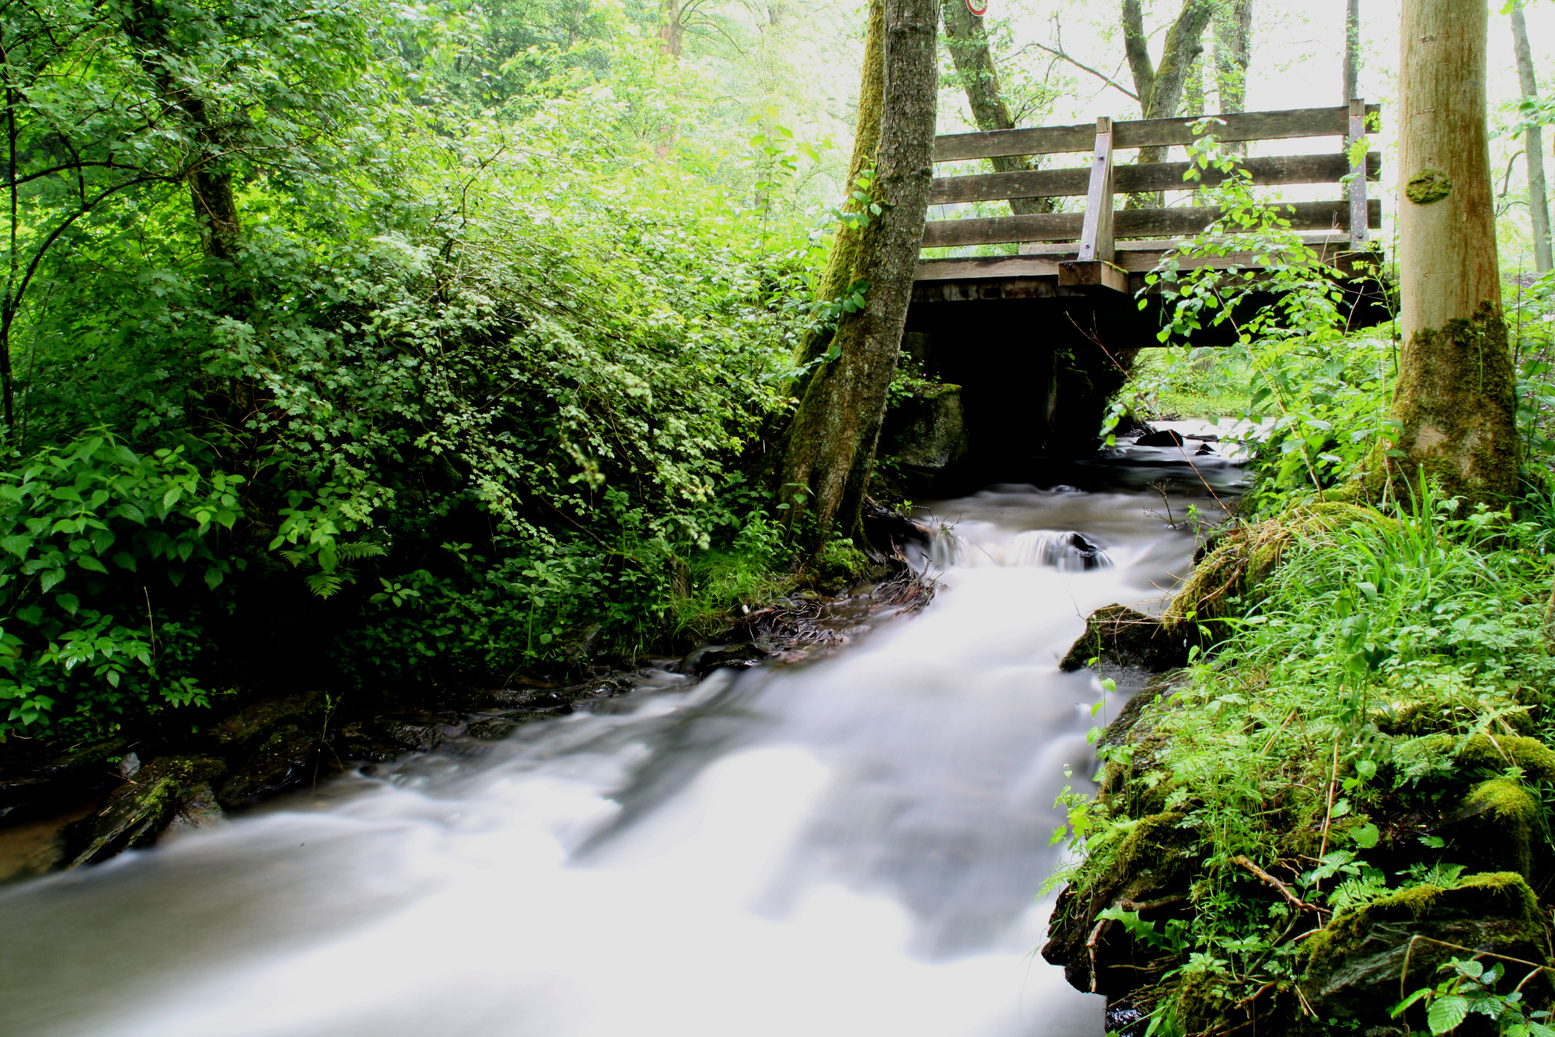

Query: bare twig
[[1317, 741, 1340, 867], [1024, 41, 1140, 101], [1233, 855, 1326, 915]]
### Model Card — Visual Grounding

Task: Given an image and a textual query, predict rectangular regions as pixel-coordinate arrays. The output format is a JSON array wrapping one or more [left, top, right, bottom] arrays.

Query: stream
[[0, 433, 1241, 1037]]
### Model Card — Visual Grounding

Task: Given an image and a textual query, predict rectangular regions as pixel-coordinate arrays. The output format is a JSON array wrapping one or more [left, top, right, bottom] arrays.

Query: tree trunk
[[1343, 0, 1360, 101], [1387, 0, 1518, 504], [1511, 1, 1552, 273], [1181, 52, 1204, 117], [939, 0, 1051, 216], [654, 0, 683, 160], [775, 0, 937, 546], [1213, 0, 1252, 152], [122, 0, 241, 260], [1121, 0, 1216, 204], [793, 0, 885, 370]]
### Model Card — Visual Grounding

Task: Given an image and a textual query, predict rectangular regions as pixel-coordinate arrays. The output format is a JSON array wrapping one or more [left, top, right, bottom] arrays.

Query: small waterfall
[[1006, 531, 1113, 571], [928, 528, 1112, 571], [929, 527, 969, 569]]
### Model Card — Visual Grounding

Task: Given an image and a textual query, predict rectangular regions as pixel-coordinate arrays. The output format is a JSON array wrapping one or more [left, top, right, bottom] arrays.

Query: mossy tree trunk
[[793, 0, 885, 369], [1386, 0, 1518, 504], [938, 0, 1051, 216], [1121, 0, 1216, 205], [775, 0, 937, 546]]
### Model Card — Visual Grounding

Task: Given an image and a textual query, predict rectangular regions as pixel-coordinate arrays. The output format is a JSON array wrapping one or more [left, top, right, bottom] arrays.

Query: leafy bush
[[0, 437, 241, 736]]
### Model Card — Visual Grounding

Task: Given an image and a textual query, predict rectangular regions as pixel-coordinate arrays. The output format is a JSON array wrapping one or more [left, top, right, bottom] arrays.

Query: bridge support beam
[[1058, 259, 1128, 294]]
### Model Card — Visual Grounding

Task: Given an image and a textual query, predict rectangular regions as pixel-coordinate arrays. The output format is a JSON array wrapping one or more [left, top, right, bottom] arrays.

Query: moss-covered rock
[[1164, 502, 1392, 632], [1060, 605, 1191, 674], [1440, 776, 1541, 880], [64, 755, 227, 868], [1042, 811, 1199, 996], [1302, 873, 1550, 1028]]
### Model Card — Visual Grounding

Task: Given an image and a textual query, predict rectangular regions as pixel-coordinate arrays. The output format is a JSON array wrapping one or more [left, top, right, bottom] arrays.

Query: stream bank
[[0, 557, 937, 885], [1043, 494, 1555, 1036]]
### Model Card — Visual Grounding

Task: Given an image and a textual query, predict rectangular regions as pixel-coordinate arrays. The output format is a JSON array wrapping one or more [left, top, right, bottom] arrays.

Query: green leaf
[[56, 593, 80, 615], [1391, 988, 1433, 1018], [0, 535, 31, 559], [1428, 995, 1470, 1034], [1350, 822, 1380, 849], [76, 555, 109, 574], [38, 568, 66, 593]]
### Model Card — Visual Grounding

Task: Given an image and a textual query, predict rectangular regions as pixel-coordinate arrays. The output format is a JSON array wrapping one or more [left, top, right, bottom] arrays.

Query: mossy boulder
[[1439, 776, 1542, 881], [1043, 811, 1199, 996], [1164, 502, 1392, 632], [64, 755, 227, 868], [1060, 605, 1191, 674], [202, 691, 330, 808], [1302, 873, 1551, 1027]]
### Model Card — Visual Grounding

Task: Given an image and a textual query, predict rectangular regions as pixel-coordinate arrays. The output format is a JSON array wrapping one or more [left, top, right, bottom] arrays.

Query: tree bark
[[1387, 0, 1518, 504], [1343, 0, 1359, 101], [938, 0, 1051, 215], [1121, 0, 1216, 204], [1213, 0, 1252, 113], [121, 0, 241, 260], [654, 0, 683, 160], [775, 0, 937, 546], [1511, 1, 1552, 273], [792, 0, 885, 370], [1213, 0, 1252, 152]]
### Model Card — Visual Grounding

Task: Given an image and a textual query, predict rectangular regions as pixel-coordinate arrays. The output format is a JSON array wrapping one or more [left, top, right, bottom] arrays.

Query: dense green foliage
[[0, 0, 873, 740]]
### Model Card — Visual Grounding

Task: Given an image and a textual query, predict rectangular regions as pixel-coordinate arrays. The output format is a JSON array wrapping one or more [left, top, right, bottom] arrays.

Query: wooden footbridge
[[909, 99, 1385, 337], [896, 101, 1388, 478]]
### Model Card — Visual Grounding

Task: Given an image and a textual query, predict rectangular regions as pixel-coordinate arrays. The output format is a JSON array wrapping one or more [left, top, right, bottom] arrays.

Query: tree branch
[[1027, 41, 1139, 101]]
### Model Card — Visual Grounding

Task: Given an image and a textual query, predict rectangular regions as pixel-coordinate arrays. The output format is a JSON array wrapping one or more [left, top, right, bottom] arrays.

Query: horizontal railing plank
[[921, 199, 1382, 248], [933, 105, 1381, 162], [915, 243, 1376, 283], [931, 152, 1382, 205]]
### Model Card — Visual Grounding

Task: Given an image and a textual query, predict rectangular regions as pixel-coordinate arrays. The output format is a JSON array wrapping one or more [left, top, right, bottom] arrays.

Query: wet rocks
[[64, 756, 227, 868], [681, 641, 768, 677], [1059, 604, 1190, 673], [1133, 429, 1186, 447], [204, 692, 330, 809], [1301, 874, 1552, 1026]]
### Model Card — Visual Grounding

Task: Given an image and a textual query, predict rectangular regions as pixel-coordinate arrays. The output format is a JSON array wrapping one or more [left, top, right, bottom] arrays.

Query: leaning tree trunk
[[775, 0, 937, 546], [1511, 1, 1552, 273], [1388, 0, 1518, 504], [939, 0, 1051, 216], [1121, 0, 1216, 205], [793, 0, 885, 369]]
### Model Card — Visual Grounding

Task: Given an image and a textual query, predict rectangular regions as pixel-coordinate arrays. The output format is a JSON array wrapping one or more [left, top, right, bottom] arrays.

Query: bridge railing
[[922, 101, 1381, 292]]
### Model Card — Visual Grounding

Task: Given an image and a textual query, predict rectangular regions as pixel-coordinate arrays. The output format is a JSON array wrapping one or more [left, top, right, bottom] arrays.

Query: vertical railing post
[[1347, 98, 1368, 249], [1077, 116, 1115, 262]]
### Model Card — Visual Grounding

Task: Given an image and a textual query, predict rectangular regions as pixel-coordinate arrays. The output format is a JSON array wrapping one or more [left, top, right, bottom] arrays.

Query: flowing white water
[[0, 468, 1224, 1037]]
